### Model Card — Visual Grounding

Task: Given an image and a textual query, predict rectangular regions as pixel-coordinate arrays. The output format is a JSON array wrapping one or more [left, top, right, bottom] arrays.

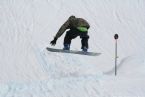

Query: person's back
[[69, 17, 90, 29], [50, 15, 90, 52]]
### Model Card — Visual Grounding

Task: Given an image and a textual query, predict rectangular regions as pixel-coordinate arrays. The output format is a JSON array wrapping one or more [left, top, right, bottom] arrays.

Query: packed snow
[[0, 0, 145, 97]]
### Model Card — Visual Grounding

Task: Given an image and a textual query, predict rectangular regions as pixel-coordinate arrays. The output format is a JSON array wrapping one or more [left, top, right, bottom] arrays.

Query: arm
[[55, 19, 70, 39], [50, 18, 70, 46]]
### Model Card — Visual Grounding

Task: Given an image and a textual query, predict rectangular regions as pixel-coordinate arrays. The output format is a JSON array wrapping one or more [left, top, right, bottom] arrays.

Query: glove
[[50, 37, 57, 46]]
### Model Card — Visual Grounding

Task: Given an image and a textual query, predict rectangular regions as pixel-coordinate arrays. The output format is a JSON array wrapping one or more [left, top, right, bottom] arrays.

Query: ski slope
[[0, 0, 145, 96]]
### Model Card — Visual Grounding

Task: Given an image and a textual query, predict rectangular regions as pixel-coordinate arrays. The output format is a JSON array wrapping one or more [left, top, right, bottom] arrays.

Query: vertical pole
[[114, 34, 119, 76], [115, 39, 117, 76]]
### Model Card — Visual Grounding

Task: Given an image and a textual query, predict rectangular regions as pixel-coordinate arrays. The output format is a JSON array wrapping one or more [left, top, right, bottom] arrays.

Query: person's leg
[[63, 29, 78, 50], [80, 32, 89, 51]]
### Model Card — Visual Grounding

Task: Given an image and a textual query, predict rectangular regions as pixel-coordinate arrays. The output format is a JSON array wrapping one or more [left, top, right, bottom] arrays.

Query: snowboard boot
[[63, 44, 70, 50], [82, 47, 88, 52]]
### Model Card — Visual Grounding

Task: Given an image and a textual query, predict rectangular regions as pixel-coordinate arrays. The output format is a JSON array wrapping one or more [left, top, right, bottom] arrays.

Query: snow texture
[[0, 0, 145, 97]]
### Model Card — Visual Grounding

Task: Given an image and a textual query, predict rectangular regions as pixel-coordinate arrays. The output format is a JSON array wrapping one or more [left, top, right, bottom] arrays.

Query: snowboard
[[46, 47, 101, 56]]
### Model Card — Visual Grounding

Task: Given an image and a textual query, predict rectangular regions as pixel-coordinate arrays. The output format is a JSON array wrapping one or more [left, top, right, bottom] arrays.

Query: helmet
[[69, 15, 76, 20]]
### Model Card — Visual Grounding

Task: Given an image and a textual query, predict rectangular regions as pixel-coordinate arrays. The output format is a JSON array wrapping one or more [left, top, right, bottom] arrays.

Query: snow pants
[[63, 28, 89, 49]]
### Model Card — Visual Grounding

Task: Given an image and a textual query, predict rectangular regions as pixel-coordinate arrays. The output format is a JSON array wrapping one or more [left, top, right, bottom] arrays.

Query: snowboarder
[[50, 15, 90, 52]]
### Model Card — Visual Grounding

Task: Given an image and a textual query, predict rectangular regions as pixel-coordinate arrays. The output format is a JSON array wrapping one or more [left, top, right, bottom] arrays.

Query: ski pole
[[114, 34, 119, 76]]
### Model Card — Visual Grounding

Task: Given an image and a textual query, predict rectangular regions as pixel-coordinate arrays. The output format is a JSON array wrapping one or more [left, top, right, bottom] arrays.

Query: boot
[[82, 47, 88, 52], [63, 44, 70, 50]]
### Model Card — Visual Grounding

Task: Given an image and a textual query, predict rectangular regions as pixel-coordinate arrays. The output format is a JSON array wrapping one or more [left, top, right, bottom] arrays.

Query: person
[[50, 15, 90, 52]]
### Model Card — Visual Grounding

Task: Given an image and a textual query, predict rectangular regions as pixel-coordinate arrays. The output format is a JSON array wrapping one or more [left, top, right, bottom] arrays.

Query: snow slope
[[0, 0, 145, 96]]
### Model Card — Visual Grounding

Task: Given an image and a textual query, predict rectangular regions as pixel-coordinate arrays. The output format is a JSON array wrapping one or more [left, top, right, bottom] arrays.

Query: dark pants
[[63, 28, 89, 49]]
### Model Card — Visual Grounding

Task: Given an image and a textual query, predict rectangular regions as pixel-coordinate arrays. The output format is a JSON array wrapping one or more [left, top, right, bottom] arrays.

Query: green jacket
[[55, 16, 90, 39]]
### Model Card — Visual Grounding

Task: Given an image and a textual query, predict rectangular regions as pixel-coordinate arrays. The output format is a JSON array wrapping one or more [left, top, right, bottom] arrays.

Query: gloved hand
[[50, 37, 57, 46]]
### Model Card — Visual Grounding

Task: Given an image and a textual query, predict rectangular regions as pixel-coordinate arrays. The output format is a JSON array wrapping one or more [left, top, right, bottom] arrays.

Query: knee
[[81, 35, 89, 40], [86, 35, 89, 39]]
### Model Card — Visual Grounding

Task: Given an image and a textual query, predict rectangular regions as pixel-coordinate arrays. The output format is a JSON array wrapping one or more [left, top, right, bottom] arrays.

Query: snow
[[0, 0, 145, 96]]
